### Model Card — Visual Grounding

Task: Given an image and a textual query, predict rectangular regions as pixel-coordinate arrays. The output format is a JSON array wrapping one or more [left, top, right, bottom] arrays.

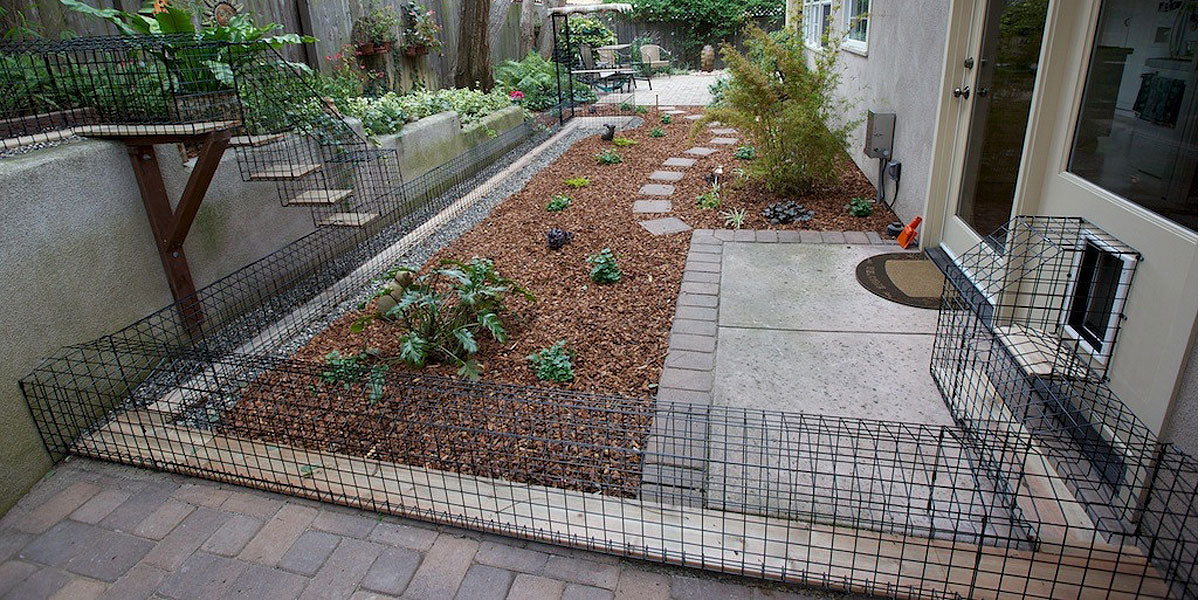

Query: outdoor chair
[[639, 44, 671, 71], [576, 43, 637, 92]]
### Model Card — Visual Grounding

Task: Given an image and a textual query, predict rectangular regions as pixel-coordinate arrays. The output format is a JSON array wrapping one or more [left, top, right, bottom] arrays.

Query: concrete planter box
[[370, 105, 525, 181]]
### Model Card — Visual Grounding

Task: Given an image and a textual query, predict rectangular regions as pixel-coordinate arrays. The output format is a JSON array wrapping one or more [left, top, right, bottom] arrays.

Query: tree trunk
[[519, 0, 535, 56], [454, 0, 493, 91]]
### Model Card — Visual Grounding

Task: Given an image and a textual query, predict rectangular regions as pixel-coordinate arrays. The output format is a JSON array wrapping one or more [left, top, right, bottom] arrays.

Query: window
[[801, 0, 832, 48], [843, 0, 869, 53], [1067, 0, 1197, 231], [1063, 237, 1136, 364]]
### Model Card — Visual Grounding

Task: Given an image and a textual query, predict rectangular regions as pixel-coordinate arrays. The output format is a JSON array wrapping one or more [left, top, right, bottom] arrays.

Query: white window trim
[[840, 1, 869, 56], [801, 0, 832, 51], [1058, 231, 1137, 368]]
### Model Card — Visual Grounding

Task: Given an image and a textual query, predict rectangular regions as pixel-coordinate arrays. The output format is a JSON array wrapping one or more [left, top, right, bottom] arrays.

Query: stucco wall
[[1162, 336, 1198, 457], [821, 0, 950, 225], [0, 107, 528, 515]]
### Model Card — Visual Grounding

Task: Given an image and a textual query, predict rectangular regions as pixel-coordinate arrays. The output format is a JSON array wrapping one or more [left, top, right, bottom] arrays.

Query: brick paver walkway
[[596, 72, 722, 107], [0, 458, 871, 600]]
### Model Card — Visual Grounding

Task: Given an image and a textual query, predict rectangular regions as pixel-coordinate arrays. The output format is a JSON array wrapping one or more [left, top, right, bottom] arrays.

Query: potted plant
[[353, 3, 400, 55], [401, 4, 443, 57]]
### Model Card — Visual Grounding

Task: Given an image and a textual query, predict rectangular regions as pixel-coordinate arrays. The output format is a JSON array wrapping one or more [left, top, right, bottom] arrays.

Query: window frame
[[841, 0, 869, 55], [801, 0, 833, 50], [1060, 232, 1137, 367]]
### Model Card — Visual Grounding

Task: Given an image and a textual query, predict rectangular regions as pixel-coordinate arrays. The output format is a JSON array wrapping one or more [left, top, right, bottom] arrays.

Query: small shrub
[[321, 349, 389, 403], [733, 145, 756, 160], [546, 194, 571, 211], [587, 248, 621, 284], [762, 200, 815, 224], [595, 149, 623, 165], [720, 207, 747, 229], [612, 137, 638, 147], [649, 127, 665, 138], [381, 258, 532, 380], [618, 101, 634, 111], [564, 176, 591, 188], [527, 341, 575, 383], [634, 105, 648, 115], [696, 183, 721, 210], [660, 113, 672, 124], [847, 196, 874, 217]]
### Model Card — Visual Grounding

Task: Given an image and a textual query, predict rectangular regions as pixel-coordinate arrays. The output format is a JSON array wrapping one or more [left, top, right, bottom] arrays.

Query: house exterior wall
[[785, 0, 950, 225]]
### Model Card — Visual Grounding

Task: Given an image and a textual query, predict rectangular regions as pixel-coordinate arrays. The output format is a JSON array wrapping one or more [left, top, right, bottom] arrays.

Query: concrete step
[[248, 163, 321, 181], [316, 212, 378, 227], [288, 189, 352, 206], [230, 133, 286, 147]]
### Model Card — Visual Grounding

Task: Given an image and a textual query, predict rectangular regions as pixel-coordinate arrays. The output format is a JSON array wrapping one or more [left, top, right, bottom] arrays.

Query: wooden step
[[317, 212, 378, 228], [73, 121, 238, 138], [248, 163, 322, 181], [288, 189, 353, 206], [230, 133, 285, 147]]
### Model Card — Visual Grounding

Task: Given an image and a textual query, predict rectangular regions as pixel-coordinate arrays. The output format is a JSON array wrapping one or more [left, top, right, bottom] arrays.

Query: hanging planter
[[403, 44, 428, 57], [356, 41, 392, 56]]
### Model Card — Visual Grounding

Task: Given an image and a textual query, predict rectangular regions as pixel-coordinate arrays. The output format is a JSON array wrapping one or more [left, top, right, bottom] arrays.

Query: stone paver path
[[662, 157, 696, 168], [709, 138, 738, 145], [0, 458, 868, 600], [684, 115, 703, 120], [593, 72, 721, 106], [684, 147, 717, 156], [711, 128, 738, 135], [639, 184, 675, 196], [648, 171, 684, 182], [663, 110, 685, 115], [633, 200, 672, 214], [640, 217, 693, 236]]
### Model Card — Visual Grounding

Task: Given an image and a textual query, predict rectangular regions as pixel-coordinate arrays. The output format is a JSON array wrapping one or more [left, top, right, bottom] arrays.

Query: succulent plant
[[762, 201, 815, 225], [546, 228, 574, 250]]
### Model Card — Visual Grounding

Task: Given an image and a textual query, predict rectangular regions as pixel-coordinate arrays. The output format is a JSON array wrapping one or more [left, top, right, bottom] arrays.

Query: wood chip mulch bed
[[222, 106, 897, 497]]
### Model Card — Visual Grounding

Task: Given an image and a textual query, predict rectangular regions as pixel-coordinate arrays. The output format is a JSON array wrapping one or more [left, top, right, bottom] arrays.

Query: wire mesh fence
[[9, 62, 1196, 600]]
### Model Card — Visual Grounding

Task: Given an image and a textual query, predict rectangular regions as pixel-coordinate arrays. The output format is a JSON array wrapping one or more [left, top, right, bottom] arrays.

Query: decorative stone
[[640, 217, 692, 236], [685, 114, 703, 120], [639, 183, 675, 196], [709, 137, 738, 145], [394, 270, 414, 288], [684, 147, 717, 156], [649, 170, 684, 182], [633, 199, 672, 213], [663, 157, 696, 168], [711, 128, 737, 135], [377, 294, 397, 316], [701, 45, 715, 71]]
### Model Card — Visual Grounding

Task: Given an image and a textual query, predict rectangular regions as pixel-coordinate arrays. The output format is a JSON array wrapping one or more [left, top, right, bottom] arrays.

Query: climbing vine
[[626, 0, 782, 66]]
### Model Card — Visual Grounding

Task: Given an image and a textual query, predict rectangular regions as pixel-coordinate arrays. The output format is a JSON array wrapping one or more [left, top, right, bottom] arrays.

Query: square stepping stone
[[706, 122, 723, 128], [664, 157, 696, 168], [712, 128, 737, 135], [659, 106, 676, 110], [649, 170, 685, 182], [710, 137, 738, 145], [633, 199, 672, 213], [685, 114, 703, 120], [640, 217, 692, 236], [664, 110, 686, 115], [685, 147, 718, 156], [640, 183, 676, 196]]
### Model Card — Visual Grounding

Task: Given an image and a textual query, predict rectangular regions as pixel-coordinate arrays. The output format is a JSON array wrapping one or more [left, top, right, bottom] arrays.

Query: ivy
[[626, 0, 782, 66]]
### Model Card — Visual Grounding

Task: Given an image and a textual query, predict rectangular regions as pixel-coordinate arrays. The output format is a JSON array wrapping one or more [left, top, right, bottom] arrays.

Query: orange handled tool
[[897, 217, 922, 249]]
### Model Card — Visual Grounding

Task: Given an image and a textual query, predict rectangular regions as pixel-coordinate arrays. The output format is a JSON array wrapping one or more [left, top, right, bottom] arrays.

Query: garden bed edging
[[371, 105, 526, 181]]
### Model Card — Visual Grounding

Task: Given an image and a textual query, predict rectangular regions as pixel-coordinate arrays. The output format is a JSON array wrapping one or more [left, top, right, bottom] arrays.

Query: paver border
[[640, 229, 896, 502]]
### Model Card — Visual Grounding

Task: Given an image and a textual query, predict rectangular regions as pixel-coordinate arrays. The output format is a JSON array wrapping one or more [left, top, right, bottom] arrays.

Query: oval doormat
[[855, 252, 944, 310]]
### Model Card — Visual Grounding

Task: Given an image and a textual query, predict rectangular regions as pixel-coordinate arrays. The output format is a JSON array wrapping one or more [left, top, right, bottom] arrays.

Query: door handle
[[953, 86, 971, 100]]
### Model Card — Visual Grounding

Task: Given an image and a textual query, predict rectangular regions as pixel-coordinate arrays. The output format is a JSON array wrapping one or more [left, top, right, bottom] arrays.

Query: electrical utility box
[[864, 111, 896, 159]]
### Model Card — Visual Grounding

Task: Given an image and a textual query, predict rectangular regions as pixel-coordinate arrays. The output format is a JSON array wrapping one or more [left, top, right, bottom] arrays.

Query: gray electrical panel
[[864, 111, 896, 159]]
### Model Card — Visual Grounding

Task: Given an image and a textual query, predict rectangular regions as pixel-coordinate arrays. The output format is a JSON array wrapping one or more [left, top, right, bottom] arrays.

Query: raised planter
[[368, 105, 526, 181]]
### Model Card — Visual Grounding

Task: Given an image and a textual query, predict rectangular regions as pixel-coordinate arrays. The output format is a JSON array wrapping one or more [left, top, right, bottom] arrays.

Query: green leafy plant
[[381, 258, 532, 380], [564, 176, 591, 188], [696, 20, 857, 195], [340, 87, 511, 135], [401, 3, 443, 52], [847, 197, 874, 217], [660, 113, 672, 124], [696, 183, 721, 209], [559, 14, 617, 60], [353, 3, 401, 45], [612, 137, 638, 147], [649, 127, 666, 138], [733, 145, 756, 160], [587, 249, 621, 284], [495, 52, 596, 111], [630, 0, 782, 69], [595, 149, 623, 165], [321, 349, 389, 404], [634, 105, 648, 115], [546, 194, 572, 211], [618, 101, 635, 112], [527, 341, 575, 383], [720, 207, 747, 229]]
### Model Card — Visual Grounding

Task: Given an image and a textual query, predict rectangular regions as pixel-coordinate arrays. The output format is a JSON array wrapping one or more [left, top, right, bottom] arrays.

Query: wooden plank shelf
[[248, 163, 322, 181], [316, 212, 377, 227], [230, 133, 286, 147], [288, 189, 353, 206], [74, 121, 238, 138]]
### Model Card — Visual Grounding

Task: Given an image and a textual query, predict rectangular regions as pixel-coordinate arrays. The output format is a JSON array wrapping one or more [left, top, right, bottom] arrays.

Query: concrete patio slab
[[649, 170, 685, 181], [712, 327, 951, 425], [719, 243, 939, 334], [632, 199, 672, 213], [639, 183, 675, 196], [640, 217, 692, 236], [684, 147, 717, 156], [663, 157, 696, 168]]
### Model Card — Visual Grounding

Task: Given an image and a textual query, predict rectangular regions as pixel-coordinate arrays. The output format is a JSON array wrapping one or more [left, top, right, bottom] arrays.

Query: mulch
[[223, 106, 897, 497]]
